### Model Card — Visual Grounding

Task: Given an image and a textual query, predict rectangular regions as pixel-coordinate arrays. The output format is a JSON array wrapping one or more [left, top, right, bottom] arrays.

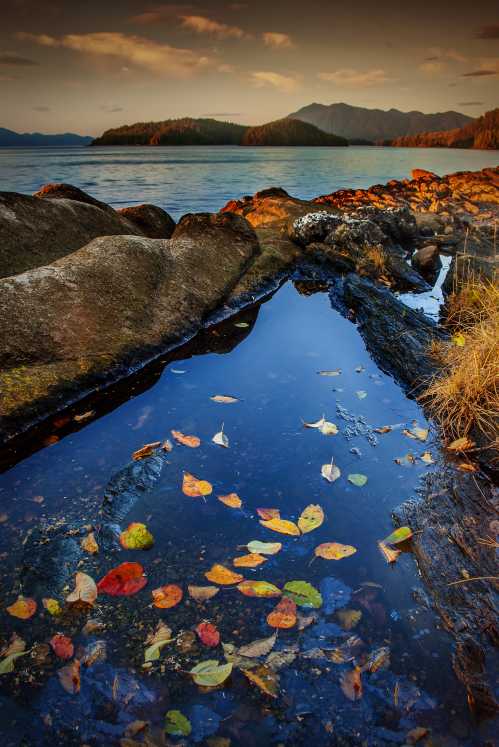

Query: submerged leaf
[[267, 597, 297, 629], [348, 473, 367, 487], [97, 562, 146, 596], [190, 660, 233, 687], [171, 430, 201, 448], [374, 425, 392, 434], [356, 390, 367, 400], [165, 710, 192, 737], [210, 395, 239, 404], [314, 542, 357, 561], [382, 526, 413, 546], [256, 508, 280, 520], [67, 572, 98, 604], [132, 442, 161, 461], [6, 596, 37, 620], [58, 659, 81, 694], [283, 581, 322, 609], [152, 584, 183, 609], [182, 472, 213, 498], [247, 540, 282, 555], [42, 598, 62, 616], [337, 609, 362, 630], [340, 667, 363, 701], [120, 522, 154, 550], [237, 631, 277, 658], [233, 553, 267, 568], [0, 650, 27, 675], [144, 622, 173, 662], [0, 634, 27, 675], [365, 646, 390, 673], [50, 634, 74, 660], [243, 665, 279, 698], [205, 564, 244, 585], [188, 585, 220, 602], [298, 504, 324, 534], [421, 451, 435, 464], [259, 518, 300, 536], [237, 580, 282, 598], [196, 622, 220, 647], [218, 493, 242, 509]]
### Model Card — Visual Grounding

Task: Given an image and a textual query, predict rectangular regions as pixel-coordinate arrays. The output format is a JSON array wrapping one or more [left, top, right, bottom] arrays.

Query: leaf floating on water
[[283, 581, 322, 609], [152, 584, 183, 609], [243, 665, 279, 698], [266, 648, 298, 671], [322, 458, 341, 483], [374, 425, 392, 434], [144, 621, 173, 662], [0, 634, 27, 675], [196, 622, 220, 647], [446, 436, 475, 452], [81, 532, 99, 554], [42, 598, 62, 616], [58, 659, 81, 694], [210, 395, 239, 404], [233, 553, 267, 568], [303, 415, 338, 435], [237, 631, 277, 658], [6, 596, 37, 620], [50, 634, 74, 660], [74, 410, 95, 422], [406, 727, 429, 744], [218, 492, 242, 509], [246, 540, 282, 556], [256, 507, 280, 520], [0, 650, 27, 675], [421, 451, 435, 465], [259, 518, 300, 536], [356, 390, 367, 400], [190, 660, 233, 687], [314, 543, 357, 560], [171, 430, 201, 448], [340, 667, 363, 701], [317, 369, 341, 377], [394, 453, 416, 466], [234, 321, 249, 328], [365, 646, 390, 673], [132, 441, 161, 461], [188, 585, 220, 602], [348, 473, 367, 487], [298, 504, 324, 534], [97, 562, 146, 596], [120, 522, 154, 550], [205, 564, 244, 585], [162, 439, 173, 452], [337, 609, 362, 630], [81, 640, 107, 667], [212, 422, 229, 448], [403, 427, 429, 442], [382, 526, 413, 546], [165, 710, 192, 737], [267, 597, 297, 629], [378, 541, 401, 564], [182, 472, 213, 498], [67, 572, 98, 604], [237, 580, 282, 598]]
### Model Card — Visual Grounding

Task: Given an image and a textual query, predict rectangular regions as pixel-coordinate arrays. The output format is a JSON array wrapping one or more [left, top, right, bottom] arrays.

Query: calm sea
[[0, 145, 497, 219]]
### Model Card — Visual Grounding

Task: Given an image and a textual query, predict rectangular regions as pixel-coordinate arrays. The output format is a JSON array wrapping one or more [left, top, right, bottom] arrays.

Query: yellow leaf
[[337, 609, 362, 630], [447, 436, 475, 452], [218, 493, 242, 509], [246, 540, 282, 555], [205, 564, 244, 585], [132, 442, 161, 461], [452, 332, 466, 347], [237, 580, 282, 598], [42, 598, 62, 616], [233, 553, 267, 568], [171, 430, 200, 448], [314, 542, 357, 560], [182, 472, 213, 497], [190, 660, 233, 687], [120, 522, 154, 550], [243, 665, 279, 698], [256, 508, 280, 520], [6, 596, 37, 620], [321, 458, 341, 483], [297, 504, 324, 534], [210, 395, 239, 404], [403, 427, 429, 442], [259, 518, 300, 536], [81, 532, 99, 554]]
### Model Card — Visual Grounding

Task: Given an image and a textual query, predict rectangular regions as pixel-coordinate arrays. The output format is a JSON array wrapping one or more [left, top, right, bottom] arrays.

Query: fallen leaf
[[243, 665, 279, 698], [0, 650, 27, 675], [364, 646, 390, 673], [188, 585, 220, 602], [247, 540, 282, 555], [67, 572, 98, 604], [132, 442, 161, 461], [212, 425, 229, 448], [238, 631, 277, 658], [233, 553, 267, 568], [144, 621, 173, 662], [237, 580, 282, 598], [374, 426, 392, 434], [457, 461, 479, 472], [81, 532, 99, 554], [58, 659, 81, 694], [267, 597, 297, 629], [348, 474, 367, 487], [340, 667, 363, 701], [97, 562, 146, 596], [42, 598, 62, 616], [120, 522, 154, 550], [394, 453, 416, 466], [382, 526, 413, 545], [322, 459, 341, 483], [303, 415, 338, 435], [6, 596, 37, 620], [283, 580, 322, 609], [0, 634, 27, 675], [50, 634, 74, 660], [378, 541, 401, 564], [82, 619, 105, 636], [165, 710, 192, 737], [356, 390, 367, 400], [171, 430, 201, 448], [182, 472, 213, 498], [452, 332, 466, 347], [124, 720, 148, 739], [74, 410, 95, 422], [256, 508, 280, 520], [162, 439, 173, 452], [298, 504, 324, 534], [266, 648, 297, 671], [205, 564, 244, 585], [337, 609, 362, 630], [406, 727, 429, 744], [421, 451, 435, 464], [81, 640, 107, 667], [218, 493, 242, 509], [190, 660, 233, 687], [314, 542, 357, 560], [317, 369, 341, 376], [403, 427, 429, 442], [210, 395, 239, 404], [447, 436, 475, 452], [152, 584, 183, 609], [259, 517, 300, 536], [196, 622, 220, 647]]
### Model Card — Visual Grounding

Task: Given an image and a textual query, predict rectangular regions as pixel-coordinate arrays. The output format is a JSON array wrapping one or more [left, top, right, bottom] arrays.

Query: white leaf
[[212, 424, 229, 448], [321, 458, 341, 483]]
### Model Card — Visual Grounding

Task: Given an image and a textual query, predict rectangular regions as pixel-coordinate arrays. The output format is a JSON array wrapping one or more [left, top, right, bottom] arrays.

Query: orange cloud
[[318, 68, 391, 87], [250, 70, 301, 92], [180, 15, 246, 39], [262, 32, 294, 49]]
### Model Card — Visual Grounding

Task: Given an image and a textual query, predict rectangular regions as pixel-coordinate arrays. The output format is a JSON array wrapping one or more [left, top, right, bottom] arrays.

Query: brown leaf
[[171, 430, 200, 448], [132, 442, 161, 461], [243, 665, 279, 698], [58, 659, 81, 694], [340, 667, 363, 701]]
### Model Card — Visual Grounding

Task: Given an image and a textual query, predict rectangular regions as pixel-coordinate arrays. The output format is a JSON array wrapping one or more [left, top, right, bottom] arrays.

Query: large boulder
[[118, 204, 175, 239], [33, 182, 113, 212], [411, 244, 442, 282], [0, 213, 259, 441]]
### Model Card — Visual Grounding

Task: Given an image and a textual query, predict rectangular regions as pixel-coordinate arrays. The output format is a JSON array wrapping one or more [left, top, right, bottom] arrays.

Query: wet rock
[[353, 205, 417, 244], [20, 522, 84, 597], [414, 211, 444, 237], [33, 182, 114, 212], [117, 203, 175, 238], [289, 211, 342, 246], [303, 242, 356, 273], [411, 244, 442, 282], [411, 169, 438, 180]]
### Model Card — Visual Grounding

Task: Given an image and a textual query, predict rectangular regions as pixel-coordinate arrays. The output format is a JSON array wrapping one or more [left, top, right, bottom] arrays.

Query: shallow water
[[0, 145, 497, 219], [0, 280, 490, 746]]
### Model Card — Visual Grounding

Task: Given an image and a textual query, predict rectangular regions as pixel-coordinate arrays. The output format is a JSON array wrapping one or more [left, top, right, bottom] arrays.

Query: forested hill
[[388, 108, 499, 150]]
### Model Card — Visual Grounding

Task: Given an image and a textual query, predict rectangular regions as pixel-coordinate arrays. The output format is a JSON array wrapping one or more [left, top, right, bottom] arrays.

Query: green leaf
[[190, 660, 233, 687], [383, 526, 413, 545], [0, 651, 27, 675], [246, 540, 282, 555], [165, 709, 192, 737], [348, 473, 368, 487], [283, 581, 322, 609]]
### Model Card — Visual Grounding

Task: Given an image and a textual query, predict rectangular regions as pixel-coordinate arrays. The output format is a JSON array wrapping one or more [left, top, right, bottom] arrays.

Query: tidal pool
[[0, 280, 486, 745]]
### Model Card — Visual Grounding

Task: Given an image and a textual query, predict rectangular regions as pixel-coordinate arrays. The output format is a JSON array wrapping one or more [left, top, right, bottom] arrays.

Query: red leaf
[[195, 622, 220, 647], [97, 562, 147, 596], [50, 634, 74, 660]]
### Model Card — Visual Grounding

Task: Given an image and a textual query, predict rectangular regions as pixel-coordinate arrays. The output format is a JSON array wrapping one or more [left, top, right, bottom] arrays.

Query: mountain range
[[287, 102, 473, 142], [0, 127, 92, 147], [388, 108, 499, 149]]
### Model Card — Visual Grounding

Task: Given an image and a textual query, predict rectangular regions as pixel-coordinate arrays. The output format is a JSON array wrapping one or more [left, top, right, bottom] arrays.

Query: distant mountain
[[288, 102, 473, 142], [92, 117, 348, 147], [389, 108, 499, 150], [241, 118, 347, 146], [0, 127, 92, 147]]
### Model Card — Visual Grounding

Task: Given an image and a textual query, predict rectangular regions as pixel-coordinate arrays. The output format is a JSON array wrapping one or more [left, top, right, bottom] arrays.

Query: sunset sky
[[1, 0, 498, 135]]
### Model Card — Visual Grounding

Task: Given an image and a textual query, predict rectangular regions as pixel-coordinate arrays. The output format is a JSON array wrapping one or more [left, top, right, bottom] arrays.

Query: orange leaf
[[314, 542, 357, 560], [267, 597, 297, 629], [50, 634, 74, 660], [378, 541, 401, 564], [132, 442, 161, 461], [171, 430, 201, 448], [237, 580, 282, 598], [256, 508, 281, 520], [188, 585, 220, 602], [152, 584, 183, 609], [58, 659, 81, 694], [67, 572, 98, 604], [218, 493, 242, 509], [259, 518, 300, 536], [81, 532, 99, 554], [196, 622, 220, 647], [182, 472, 213, 498], [6, 596, 37, 620], [205, 564, 244, 585], [233, 553, 267, 568]]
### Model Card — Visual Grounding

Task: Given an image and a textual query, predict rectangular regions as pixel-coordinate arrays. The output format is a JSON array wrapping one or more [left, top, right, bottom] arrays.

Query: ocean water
[[0, 145, 497, 219]]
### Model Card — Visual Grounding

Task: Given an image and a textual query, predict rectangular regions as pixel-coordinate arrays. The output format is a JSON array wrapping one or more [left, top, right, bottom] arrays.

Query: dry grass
[[420, 278, 499, 446], [364, 245, 387, 273]]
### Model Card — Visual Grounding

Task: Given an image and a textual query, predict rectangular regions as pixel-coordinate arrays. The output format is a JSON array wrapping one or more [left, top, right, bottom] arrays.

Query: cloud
[[217, 63, 236, 73], [250, 70, 301, 92], [457, 101, 484, 106], [318, 68, 391, 87], [461, 69, 497, 77], [180, 15, 246, 39], [262, 32, 294, 49], [16, 32, 212, 77], [32, 105, 51, 111], [425, 47, 467, 63], [475, 24, 499, 39], [0, 52, 38, 66], [100, 104, 124, 112], [130, 5, 194, 24], [419, 61, 445, 75]]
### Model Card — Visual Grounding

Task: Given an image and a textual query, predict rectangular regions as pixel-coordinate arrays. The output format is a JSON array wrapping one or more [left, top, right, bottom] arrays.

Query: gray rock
[[288, 211, 342, 246], [118, 203, 176, 239]]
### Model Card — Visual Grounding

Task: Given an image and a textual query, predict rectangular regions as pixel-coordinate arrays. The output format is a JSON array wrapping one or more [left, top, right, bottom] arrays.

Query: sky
[[1, 0, 498, 135]]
